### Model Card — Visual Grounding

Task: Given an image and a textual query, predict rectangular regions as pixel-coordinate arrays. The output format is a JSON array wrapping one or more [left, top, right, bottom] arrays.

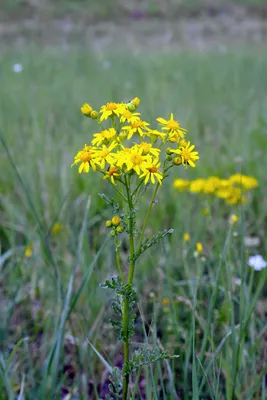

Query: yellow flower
[[173, 179, 191, 191], [123, 147, 151, 175], [91, 128, 117, 146], [95, 143, 117, 169], [131, 97, 140, 108], [122, 120, 150, 139], [228, 174, 258, 190], [183, 233, 190, 242], [157, 113, 187, 139], [196, 242, 203, 254], [24, 244, 33, 258], [103, 165, 121, 185], [99, 102, 122, 121], [148, 129, 166, 143], [172, 141, 199, 168], [120, 109, 141, 123], [162, 298, 170, 306], [189, 179, 206, 193], [72, 145, 98, 173], [81, 103, 93, 117], [51, 222, 64, 235], [201, 208, 209, 216], [139, 159, 163, 185], [137, 142, 160, 157], [111, 216, 121, 226], [203, 177, 221, 194], [230, 214, 239, 224]]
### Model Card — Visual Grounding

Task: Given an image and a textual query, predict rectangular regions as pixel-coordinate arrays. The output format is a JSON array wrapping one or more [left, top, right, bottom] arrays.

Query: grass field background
[[1, 1, 267, 399]]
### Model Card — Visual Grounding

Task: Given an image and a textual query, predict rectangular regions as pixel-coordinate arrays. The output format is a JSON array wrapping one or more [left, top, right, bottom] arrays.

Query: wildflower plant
[[72, 97, 199, 398]]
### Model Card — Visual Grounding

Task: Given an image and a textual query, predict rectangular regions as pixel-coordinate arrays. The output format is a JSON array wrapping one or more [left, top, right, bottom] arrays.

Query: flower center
[[100, 149, 109, 158], [131, 154, 143, 165], [167, 121, 179, 130], [148, 166, 158, 173], [181, 149, 190, 161], [106, 102, 117, 111], [140, 143, 151, 154], [131, 120, 144, 128], [80, 151, 93, 162], [108, 166, 118, 175]]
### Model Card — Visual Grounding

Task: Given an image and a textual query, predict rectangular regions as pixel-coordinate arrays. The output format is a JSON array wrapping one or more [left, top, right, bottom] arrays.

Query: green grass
[[1, 45, 267, 399], [1, 0, 267, 22]]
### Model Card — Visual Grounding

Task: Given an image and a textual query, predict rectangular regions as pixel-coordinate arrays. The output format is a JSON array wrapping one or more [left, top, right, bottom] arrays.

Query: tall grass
[[0, 45, 267, 398]]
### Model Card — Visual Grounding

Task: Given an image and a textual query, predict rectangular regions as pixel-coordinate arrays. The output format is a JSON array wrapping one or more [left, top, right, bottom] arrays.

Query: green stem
[[137, 182, 160, 251], [115, 236, 124, 283], [131, 367, 142, 399], [122, 175, 136, 400]]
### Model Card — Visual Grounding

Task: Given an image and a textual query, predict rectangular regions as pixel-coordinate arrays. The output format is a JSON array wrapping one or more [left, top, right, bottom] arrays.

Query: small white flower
[[247, 255, 267, 271], [12, 63, 23, 73]]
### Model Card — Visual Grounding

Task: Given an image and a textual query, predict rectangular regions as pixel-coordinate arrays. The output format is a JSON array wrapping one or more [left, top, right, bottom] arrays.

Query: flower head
[[122, 119, 150, 139], [139, 159, 163, 185], [174, 141, 199, 168], [157, 113, 187, 141], [183, 233, 190, 242], [230, 214, 239, 224], [81, 103, 93, 117], [24, 244, 33, 258], [100, 102, 123, 121], [196, 242, 203, 254], [72, 145, 98, 173], [103, 165, 121, 185], [248, 255, 267, 271], [92, 128, 117, 146]]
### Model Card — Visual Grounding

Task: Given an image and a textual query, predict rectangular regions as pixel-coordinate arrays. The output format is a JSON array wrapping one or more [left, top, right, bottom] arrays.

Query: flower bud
[[118, 131, 127, 143], [127, 102, 136, 112], [166, 147, 173, 155], [110, 229, 116, 237], [81, 103, 93, 117], [106, 220, 112, 228], [116, 225, 124, 233], [90, 110, 99, 119], [173, 157, 182, 165], [111, 216, 121, 226]]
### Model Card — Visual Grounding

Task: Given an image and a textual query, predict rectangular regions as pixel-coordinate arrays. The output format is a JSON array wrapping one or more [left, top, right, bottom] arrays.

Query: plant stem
[[137, 182, 160, 251], [115, 236, 124, 283], [122, 176, 136, 400]]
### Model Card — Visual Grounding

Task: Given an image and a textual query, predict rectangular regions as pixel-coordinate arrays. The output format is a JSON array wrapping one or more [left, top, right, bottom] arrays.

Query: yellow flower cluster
[[72, 98, 199, 186], [173, 174, 258, 205]]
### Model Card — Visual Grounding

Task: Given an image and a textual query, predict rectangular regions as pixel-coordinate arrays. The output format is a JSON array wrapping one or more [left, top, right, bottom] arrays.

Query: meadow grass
[[1, 45, 267, 399]]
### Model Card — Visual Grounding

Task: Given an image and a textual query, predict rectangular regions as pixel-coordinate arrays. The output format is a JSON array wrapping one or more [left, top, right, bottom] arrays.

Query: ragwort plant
[[72, 97, 199, 399]]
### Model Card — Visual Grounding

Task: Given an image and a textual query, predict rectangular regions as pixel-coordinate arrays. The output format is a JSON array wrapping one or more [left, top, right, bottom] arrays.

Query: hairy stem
[[122, 176, 136, 400], [115, 236, 124, 283]]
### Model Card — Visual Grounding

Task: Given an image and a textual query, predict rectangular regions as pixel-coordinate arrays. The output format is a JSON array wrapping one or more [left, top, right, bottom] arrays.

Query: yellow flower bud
[[230, 214, 238, 224], [111, 216, 121, 226], [166, 147, 173, 155], [127, 102, 136, 112], [81, 103, 93, 117], [118, 131, 127, 143], [90, 110, 99, 119], [116, 225, 124, 233], [196, 242, 203, 254], [127, 97, 140, 111], [173, 157, 182, 165], [183, 233, 190, 242], [132, 97, 140, 107], [106, 220, 112, 228]]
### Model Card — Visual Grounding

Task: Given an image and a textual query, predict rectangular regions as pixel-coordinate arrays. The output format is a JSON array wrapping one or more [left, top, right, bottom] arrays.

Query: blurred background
[[1, 1, 267, 399]]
